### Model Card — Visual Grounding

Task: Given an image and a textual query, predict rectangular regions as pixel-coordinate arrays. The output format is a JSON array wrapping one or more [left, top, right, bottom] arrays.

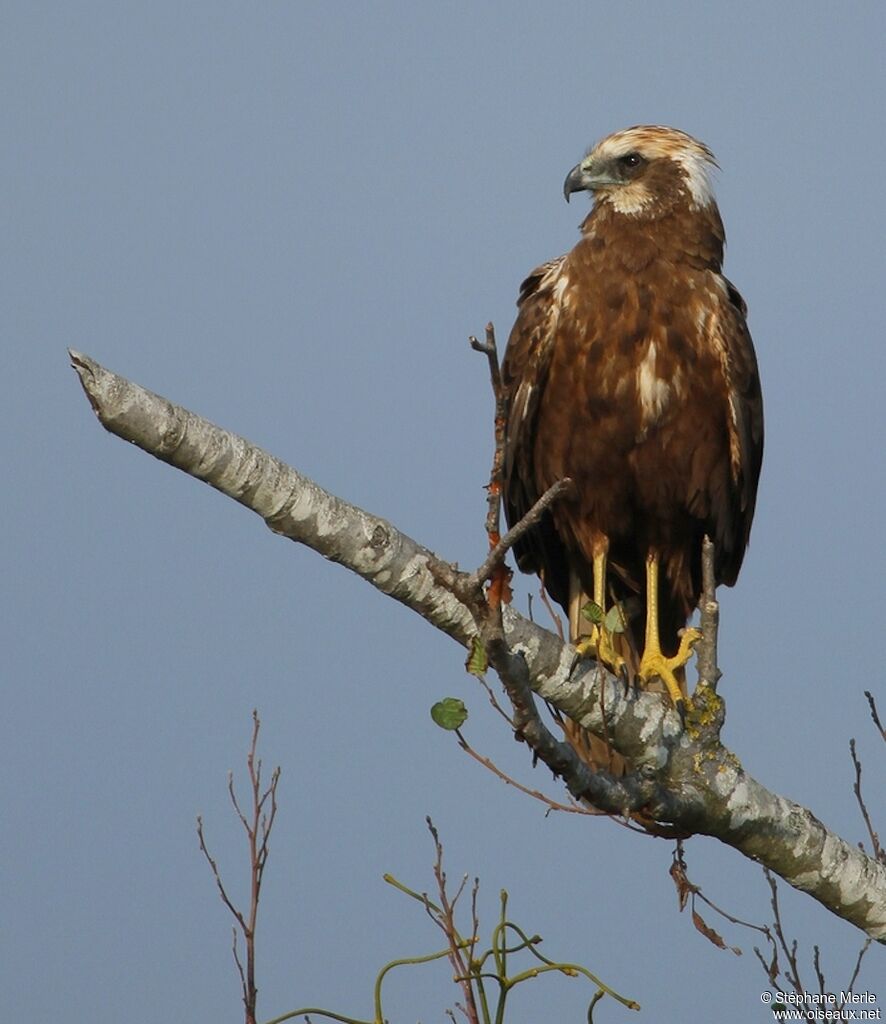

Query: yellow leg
[[574, 550, 626, 680], [592, 549, 606, 609], [638, 552, 701, 713]]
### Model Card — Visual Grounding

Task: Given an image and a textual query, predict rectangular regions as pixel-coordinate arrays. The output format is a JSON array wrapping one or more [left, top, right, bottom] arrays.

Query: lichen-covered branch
[[70, 350, 886, 944]]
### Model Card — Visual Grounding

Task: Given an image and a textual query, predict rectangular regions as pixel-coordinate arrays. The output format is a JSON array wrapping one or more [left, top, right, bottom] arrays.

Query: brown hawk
[[501, 125, 763, 724]]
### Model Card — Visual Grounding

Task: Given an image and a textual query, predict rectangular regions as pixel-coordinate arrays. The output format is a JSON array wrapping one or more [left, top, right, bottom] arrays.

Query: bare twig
[[850, 738, 884, 863], [470, 322, 516, 614], [386, 822, 639, 1019], [864, 691, 886, 743], [197, 818, 248, 931], [537, 580, 566, 641], [695, 535, 721, 691], [455, 730, 596, 815], [812, 945, 826, 995], [469, 323, 505, 544], [425, 818, 480, 1024], [232, 929, 248, 1005], [471, 478, 575, 587], [845, 937, 873, 991], [472, 672, 517, 727], [197, 710, 281, 1024], [752, 868, 874, 1021]]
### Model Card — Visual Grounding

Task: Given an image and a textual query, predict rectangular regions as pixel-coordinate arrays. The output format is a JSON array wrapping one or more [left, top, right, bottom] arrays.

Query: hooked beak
[[563, 159, 620, 202]]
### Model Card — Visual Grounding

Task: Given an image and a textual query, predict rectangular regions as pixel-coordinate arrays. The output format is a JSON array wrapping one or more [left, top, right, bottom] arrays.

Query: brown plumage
[[502, 126, 763, 713]]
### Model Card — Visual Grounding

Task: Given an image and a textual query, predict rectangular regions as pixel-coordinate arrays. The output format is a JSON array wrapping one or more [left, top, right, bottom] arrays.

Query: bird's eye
[[620, 152, 643, 169]]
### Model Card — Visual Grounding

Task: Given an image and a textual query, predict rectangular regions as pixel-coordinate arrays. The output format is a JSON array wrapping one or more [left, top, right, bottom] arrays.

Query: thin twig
[[471, 478, 575, 587], [752, 868, 874, 1019], [766, 869, 803, 992], [472, 672, 517, 727], [232, 929, 248, 1007], [845, 937, 873, 992], [426, 818, 480, 1024], [695, 535, 721, 691], [812, 945, 826, 994], [850, 738, 884, 863], [455, 730, 596, 815], [537, 581, 565, 641], [469, 323, 505, 543], [197, 711, 281, 1024], [197, 817, 248, 930], [864, 691, 886, 743]]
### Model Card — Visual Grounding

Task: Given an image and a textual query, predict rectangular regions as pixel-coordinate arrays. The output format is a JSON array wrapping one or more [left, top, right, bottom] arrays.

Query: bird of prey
[[501, 125, 763, 719]]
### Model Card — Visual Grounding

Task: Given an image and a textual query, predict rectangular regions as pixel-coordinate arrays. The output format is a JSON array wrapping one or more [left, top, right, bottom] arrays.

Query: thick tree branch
[[71, 350, 886, 944]]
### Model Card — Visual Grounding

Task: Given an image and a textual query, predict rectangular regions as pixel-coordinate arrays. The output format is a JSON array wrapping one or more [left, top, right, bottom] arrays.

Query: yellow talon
[[638, 552, 703, 715], [638, 626, 702, 708], [575, 623, 627, 681], [569, 548, 629, 681]]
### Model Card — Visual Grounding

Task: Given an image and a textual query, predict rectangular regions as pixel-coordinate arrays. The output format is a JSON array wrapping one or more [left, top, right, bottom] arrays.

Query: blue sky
[[4, 3, 885, 1021]]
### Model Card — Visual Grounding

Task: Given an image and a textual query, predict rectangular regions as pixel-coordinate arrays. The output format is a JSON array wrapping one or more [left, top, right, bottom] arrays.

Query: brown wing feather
[[707, 276, 764, 586], [501, 257, 573, 608]]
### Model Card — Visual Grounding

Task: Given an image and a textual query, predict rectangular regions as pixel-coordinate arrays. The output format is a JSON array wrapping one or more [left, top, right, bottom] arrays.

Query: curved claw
[[638, 627, 703, 712], [572, 625, 627, 681]]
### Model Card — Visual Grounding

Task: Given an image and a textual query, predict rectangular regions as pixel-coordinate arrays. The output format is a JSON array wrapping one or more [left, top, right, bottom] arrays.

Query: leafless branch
[[469, 323, 506, 544], [537, 580, 566, 641], [846, 936, 873, 991], [865, 690, 886, 743], [196, 710, 281, 1024], [232, 929, 248, 1005], [471, 478, 575, 588], [472, 671, 517, 727], [455, 730, 596, 815], [752, 870, 802, 994], [197, 817, 248, 932], [695, 535, 721, 691], [425, 818, 480, 1024], [753, 869, 874, 1019], [71, 349, 886, 944], [850, 738, 884, 863]]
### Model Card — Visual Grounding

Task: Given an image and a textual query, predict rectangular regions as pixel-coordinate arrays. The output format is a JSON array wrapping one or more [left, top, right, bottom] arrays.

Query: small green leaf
[[465, 636, 488, 677], [604, 605, 626, 634], [431, 698, 469, 731], [581, 601, 603, 625]]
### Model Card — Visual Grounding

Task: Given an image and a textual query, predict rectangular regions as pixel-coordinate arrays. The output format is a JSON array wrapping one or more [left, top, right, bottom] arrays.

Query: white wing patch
[[551, 272, 570, 305], [636, 341, 673, 426]]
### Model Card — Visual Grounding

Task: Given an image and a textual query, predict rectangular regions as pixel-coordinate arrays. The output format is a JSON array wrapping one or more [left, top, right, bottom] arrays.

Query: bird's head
[[564, 125, 718, 217]]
